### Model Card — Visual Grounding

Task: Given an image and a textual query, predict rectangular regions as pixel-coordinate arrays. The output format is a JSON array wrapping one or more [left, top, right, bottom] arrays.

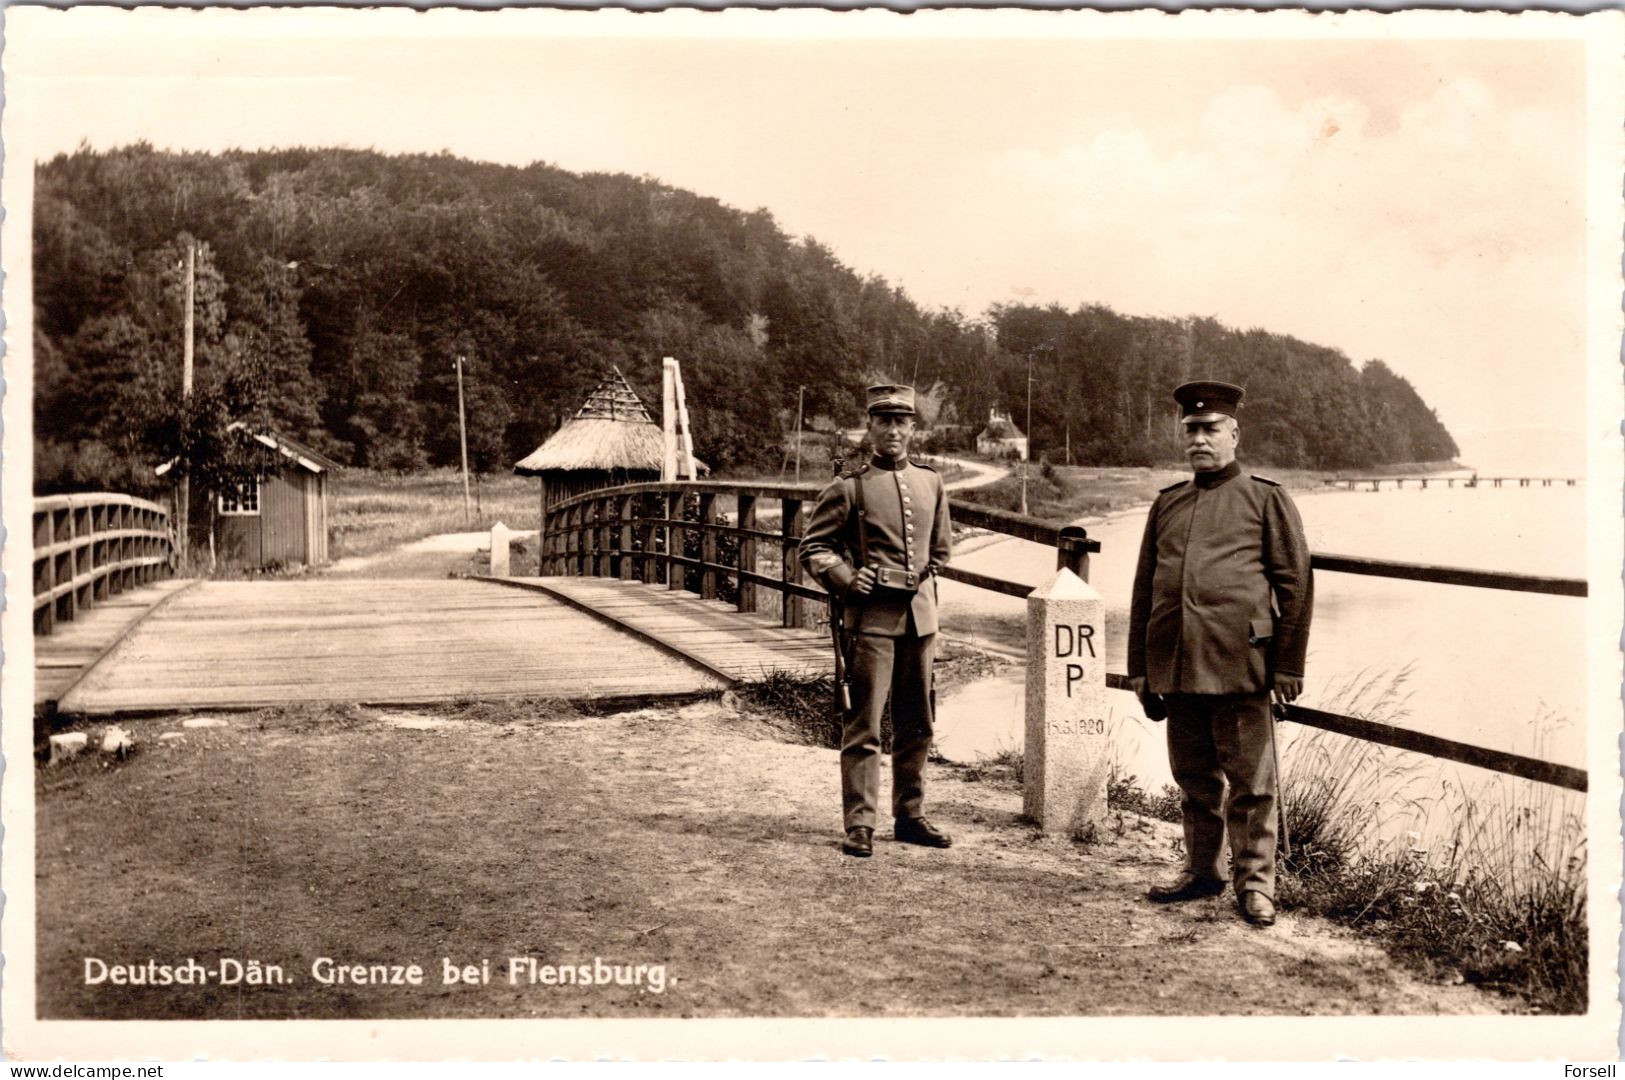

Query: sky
[[8, 8, 1609, 468]]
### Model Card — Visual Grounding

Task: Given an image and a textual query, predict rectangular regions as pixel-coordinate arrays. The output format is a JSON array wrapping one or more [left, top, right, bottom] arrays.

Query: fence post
[[781, 497, 805, 628], [597, 496, 613, 578], [63, 504, 79, 624], [543, 505, 554, 575], [139, 505, 151, 585], [567, 504, 581, 576], [737, 493, 758, 613], [1056, 525, 1092, 583], [699, 492, 718, 600], [667, 492, 686, 592], [116, 504, 130, 595], [620, 495, 637, 580], [641, 494, 660, 585], [37, 507, 55, 635], [92, 503, 108, 600]]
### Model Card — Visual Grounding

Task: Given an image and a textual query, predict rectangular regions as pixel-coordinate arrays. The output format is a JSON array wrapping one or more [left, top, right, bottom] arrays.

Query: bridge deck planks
[[57, 579, 726, 715], [34, 579, 197, 707], [492, 576, 835, 682]]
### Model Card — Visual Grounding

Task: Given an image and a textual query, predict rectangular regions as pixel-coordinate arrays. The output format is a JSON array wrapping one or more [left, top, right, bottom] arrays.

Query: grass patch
[[951, 745, 1024, 789], [1106, 764, 1183, 824], [330, 468, 538, 560]]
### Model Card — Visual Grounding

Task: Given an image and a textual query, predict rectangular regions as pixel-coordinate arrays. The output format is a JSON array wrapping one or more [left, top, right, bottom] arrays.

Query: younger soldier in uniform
[[799, 384, 954, 858], [1126, 380, 1313, 927]]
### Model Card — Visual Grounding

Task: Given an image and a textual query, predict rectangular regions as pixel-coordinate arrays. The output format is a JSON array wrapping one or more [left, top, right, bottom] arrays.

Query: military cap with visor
[[1173, 380, 1244, 422], [866, 383, 917, 416]]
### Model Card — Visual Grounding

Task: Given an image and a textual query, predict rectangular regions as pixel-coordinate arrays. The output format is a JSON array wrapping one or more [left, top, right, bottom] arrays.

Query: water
[[933, 483, 1588, 807]]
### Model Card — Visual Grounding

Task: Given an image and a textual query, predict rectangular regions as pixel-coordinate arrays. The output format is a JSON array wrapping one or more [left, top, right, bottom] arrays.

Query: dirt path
[[941, 456, 1009, 492], [36, 700, 1497, 1019], [322, 529, 539, 579]]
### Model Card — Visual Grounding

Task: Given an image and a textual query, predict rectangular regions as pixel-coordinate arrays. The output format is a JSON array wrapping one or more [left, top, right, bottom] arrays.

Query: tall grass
[[1277, 668, 1587, 1013]]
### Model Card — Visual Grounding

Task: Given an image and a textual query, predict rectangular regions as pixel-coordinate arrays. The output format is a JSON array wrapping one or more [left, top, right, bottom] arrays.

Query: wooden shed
[[161, 424, 338, 570], [513, 369, 704, 514]]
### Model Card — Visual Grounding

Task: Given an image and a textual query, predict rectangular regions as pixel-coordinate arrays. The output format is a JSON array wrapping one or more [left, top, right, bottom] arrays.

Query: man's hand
[[1271, 673, 1303, 709], [848, 566, 879, 597], [1125, 676, 1165, 722]]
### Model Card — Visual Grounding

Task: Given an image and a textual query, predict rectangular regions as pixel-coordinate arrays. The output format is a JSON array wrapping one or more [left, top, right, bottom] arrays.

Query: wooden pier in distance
[[1329, 475, 1580, 492]]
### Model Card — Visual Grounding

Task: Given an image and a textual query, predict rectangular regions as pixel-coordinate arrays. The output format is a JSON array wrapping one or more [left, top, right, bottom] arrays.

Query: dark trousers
[[1165, 692, 1279, 898], [841, 628, 936, 830]]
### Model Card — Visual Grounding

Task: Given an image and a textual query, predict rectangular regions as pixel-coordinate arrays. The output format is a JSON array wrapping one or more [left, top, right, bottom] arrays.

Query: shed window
[[219, 479, 261, 516]]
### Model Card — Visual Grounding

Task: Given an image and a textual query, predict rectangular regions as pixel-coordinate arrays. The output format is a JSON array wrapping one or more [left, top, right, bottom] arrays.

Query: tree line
[[33, 143, 1457, 496]]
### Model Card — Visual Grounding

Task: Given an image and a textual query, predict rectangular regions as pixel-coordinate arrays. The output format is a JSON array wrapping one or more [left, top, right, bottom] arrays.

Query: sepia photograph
[[3, 5, 1621, 1061]]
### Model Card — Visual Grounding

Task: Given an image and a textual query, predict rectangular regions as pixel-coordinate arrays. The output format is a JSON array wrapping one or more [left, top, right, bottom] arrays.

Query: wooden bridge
[[33, 483, 1588, 792]]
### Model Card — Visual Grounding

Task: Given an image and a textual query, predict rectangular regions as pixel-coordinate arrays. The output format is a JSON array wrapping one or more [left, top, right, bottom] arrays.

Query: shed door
[[261, 470, 307, 566]]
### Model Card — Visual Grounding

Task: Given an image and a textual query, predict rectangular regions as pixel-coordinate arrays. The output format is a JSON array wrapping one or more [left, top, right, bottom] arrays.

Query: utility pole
[[793, 385, 805, 484], [456, 355, 472, 525], [179, 240, 196, 569], [1021, 352, 1034, 515]]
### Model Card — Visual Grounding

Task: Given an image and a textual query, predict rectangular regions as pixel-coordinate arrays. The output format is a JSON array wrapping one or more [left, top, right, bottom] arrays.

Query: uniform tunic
[[799, 456, 952, 830], [1127, 459, 1313, 897], [1128, 461, 1312, 695]]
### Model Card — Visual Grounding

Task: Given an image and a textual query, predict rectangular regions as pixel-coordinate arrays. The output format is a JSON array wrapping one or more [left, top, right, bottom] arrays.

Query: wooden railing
[[540, 481, 1101, 627], [542, 479, 1588, 792], [34, 493, 176, 635]]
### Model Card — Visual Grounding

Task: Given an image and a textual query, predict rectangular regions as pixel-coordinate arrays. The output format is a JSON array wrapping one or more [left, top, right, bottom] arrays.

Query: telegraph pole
[[456, 355, 472, 524], [178, 240, 196, 569], [793, 385, 805, 484], [1021, 353, 1034, 515]]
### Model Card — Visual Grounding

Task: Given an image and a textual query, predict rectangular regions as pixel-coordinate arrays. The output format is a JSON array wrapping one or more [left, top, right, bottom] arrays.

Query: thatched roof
[[513, 369, 706, 476]]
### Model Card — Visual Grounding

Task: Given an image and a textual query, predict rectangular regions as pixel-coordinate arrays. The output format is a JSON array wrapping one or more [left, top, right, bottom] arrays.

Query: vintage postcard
[[4, 5, 1621, 1061]]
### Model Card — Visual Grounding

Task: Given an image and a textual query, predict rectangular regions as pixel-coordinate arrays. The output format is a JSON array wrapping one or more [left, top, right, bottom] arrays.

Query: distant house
[[157, 424, 339, 569], [513, 368, 707, 515], [975, 408, 1029, 461]]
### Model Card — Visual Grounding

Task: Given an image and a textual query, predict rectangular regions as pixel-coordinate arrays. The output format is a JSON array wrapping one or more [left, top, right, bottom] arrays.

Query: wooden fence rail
[[542, 479, 1588, 791], [33, 493, 177, 635]]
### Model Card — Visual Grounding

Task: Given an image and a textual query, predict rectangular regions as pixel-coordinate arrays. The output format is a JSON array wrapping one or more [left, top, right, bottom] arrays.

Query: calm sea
[[934, 482, 1589, 803]]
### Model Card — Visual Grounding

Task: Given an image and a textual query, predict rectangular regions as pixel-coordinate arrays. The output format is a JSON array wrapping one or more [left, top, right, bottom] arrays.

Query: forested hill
[[34, 144, 1457, 494]]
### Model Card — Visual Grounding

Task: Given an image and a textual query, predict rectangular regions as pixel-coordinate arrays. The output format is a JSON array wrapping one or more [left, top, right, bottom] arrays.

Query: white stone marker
[[1024, 567, 1109, 836], [48, 732, 88, 766], [489, 521, 512, 577]]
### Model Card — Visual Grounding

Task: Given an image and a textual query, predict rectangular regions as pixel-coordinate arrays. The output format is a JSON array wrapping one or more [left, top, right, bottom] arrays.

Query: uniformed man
[[1126, 380, 1313, 927], [799, 384, 954, 858]]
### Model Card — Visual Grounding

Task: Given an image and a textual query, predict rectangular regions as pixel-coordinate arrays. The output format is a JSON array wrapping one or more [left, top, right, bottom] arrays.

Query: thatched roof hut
[[514, 369, 705, 511]]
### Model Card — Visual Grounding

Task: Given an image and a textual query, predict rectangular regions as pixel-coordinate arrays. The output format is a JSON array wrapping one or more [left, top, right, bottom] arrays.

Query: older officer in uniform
[[1126, 380, 1313, 927], [800, 384, 954, 858]]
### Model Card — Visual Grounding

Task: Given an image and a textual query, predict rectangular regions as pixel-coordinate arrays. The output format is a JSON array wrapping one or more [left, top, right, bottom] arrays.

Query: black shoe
[[1146, 872, 1226, 904], [841, 826, 874, 857], [894, 816, 953, 848], [1239, 890, 1276, 927]]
